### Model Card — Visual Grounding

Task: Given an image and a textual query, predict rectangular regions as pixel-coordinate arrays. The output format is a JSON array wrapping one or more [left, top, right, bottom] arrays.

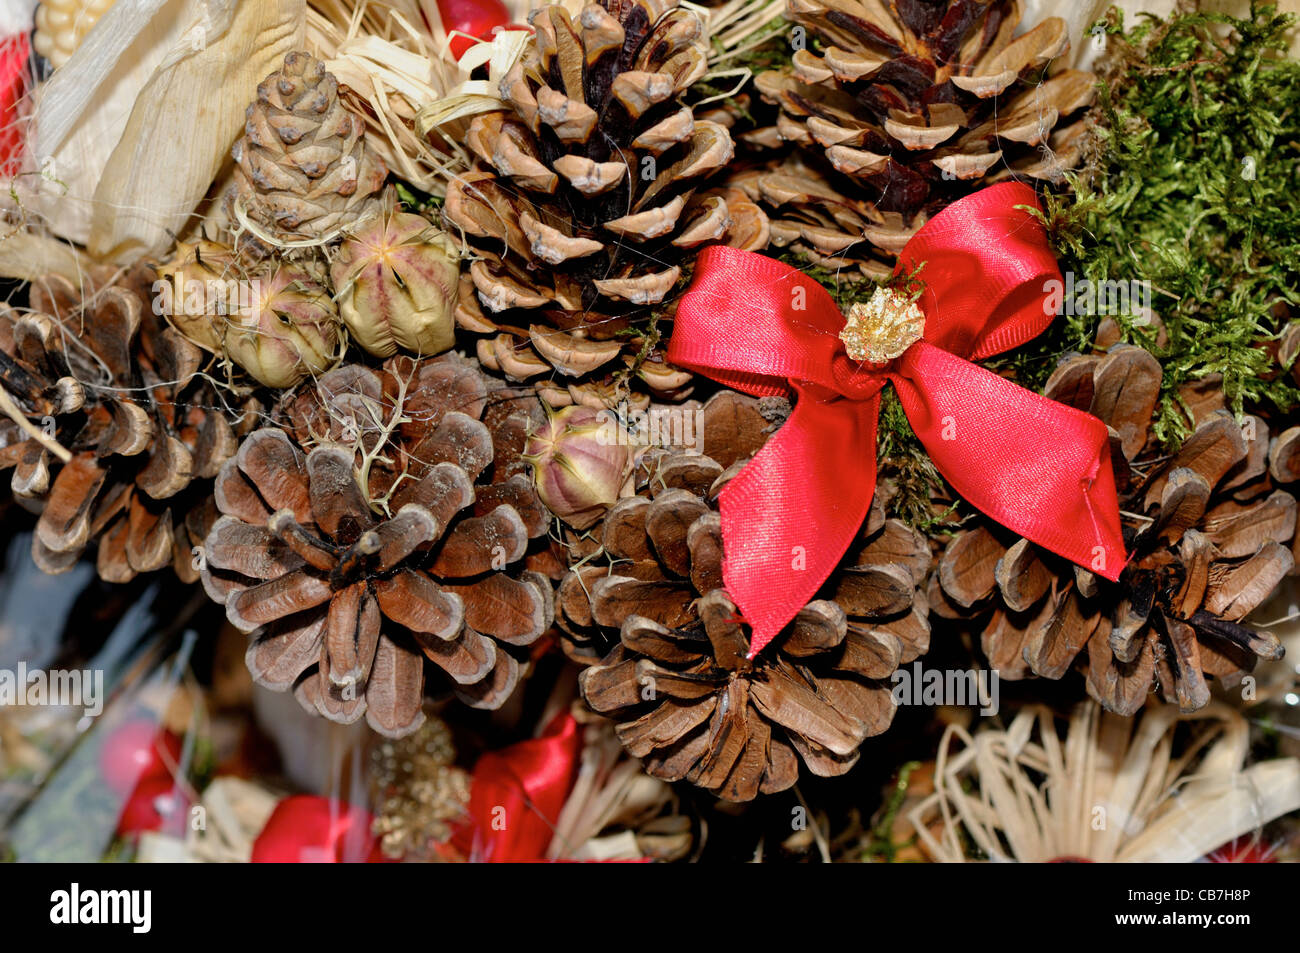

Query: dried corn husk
[[0, 228, 87, 282], [906, 701, 1300, 863], [25, 0, 303, 259]]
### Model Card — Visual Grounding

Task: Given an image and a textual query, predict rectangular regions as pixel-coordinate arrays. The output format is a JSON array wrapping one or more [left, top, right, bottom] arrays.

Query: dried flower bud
[[331, 210, 459, 358], [524, 405, 634, 530], [224, 266, 342, 388]]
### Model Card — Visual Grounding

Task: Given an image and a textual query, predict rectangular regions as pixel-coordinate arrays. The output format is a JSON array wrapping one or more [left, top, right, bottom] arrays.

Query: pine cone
[[442, 0, 769, 407], [936, 341, 1292, 715], [0, 266, 237, 582], [230, 52, 387, 244], [754, 0, 1094, 277], [566, 391, 930, 799], [200, 355, 556, 736]]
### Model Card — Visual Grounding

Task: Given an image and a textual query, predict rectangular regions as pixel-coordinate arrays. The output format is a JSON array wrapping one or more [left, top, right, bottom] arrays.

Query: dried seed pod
[[157, 240, 239, 353], [332, 208, 460, 358], [523, 405, 635, 530], [222, 266, 342, 388], [158, 245, 343, 388]]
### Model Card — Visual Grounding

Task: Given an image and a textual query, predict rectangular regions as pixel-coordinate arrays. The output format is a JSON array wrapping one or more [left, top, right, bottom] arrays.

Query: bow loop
[[672, 245, 845, 398], [902, 183, 1062, 361]]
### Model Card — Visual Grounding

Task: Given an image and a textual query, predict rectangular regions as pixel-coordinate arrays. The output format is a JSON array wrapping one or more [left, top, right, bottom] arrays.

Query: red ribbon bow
[[668, 182, 1126, 656]]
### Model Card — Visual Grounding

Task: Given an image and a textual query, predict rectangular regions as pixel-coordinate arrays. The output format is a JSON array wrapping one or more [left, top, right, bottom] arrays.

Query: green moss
[[858, 760, 921, 862], [1011, 2, 1300, 448]]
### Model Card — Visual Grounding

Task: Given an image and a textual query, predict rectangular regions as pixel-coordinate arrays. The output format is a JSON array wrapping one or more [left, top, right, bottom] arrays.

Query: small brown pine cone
[[442, 0, 769, 408], [753, 0, 1094, 277], [936, 342, 1292, 715], [277, 354, 557, 570], [201, 355, 557, 736], [230, 52, 387, 245], [0, 265, 238, 582], [563, 391, 929, 799]]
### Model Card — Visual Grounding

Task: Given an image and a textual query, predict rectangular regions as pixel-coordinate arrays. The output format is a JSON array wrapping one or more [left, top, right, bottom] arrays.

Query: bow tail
[[718, 390, 881, 656], [462, 711, 581, 862], [892, 342, 1126, 581]]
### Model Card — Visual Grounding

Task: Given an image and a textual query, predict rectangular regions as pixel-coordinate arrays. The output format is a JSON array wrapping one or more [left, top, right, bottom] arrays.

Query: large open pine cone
[[230, 51, 387, 244], [200, 355, 556, 737], [0, 266, 236, 582], [443, 0, 769, 408], [754, 0, 1093, 276], [566, 392, 930, 799], [935, 341, 1292, 715]]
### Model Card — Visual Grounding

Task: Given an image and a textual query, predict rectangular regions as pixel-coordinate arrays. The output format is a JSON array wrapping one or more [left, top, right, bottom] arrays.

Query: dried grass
[[906, 700, 1300, 862]]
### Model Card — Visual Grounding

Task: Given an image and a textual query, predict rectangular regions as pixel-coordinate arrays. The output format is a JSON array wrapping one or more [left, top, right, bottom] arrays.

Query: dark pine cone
[[753, 0, 1093, 278], [200, 355, 557, 737], [935, 341, 1293, 715], [443, 0, 769, 408], [0, 265, 236, 582], [563, 391, 930, 799]]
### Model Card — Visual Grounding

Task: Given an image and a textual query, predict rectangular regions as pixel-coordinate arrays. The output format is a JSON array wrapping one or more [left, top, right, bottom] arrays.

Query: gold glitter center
[[839, 286, 926, 364]]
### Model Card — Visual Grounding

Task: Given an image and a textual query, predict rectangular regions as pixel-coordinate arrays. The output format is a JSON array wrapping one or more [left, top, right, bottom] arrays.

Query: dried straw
[[309, 0, 537, 195], [547, 723, 676, 861], [907, 700, 1300, 862]]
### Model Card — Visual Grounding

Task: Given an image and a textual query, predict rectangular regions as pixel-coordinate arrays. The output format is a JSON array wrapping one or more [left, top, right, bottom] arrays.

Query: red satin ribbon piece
[[458, 710, 582, 862], [668, 182, 1126, 656], [0, 33, 28, 178]]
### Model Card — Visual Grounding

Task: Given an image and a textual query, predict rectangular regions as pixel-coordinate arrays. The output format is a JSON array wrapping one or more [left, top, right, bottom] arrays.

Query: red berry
[[436, 0, 511, 59], [251, 796, 386, 863], [98, 720, 183, 797], [116, 774, 192, 839]]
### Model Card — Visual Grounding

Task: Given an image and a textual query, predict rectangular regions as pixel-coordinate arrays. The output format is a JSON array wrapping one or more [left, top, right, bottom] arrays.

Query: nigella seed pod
[[157, 243, 341, 387], [157, 240, 238, 353], [330, 208, 459, 358], [224, 266, 343, 388], [524, 405, 635, 530]]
